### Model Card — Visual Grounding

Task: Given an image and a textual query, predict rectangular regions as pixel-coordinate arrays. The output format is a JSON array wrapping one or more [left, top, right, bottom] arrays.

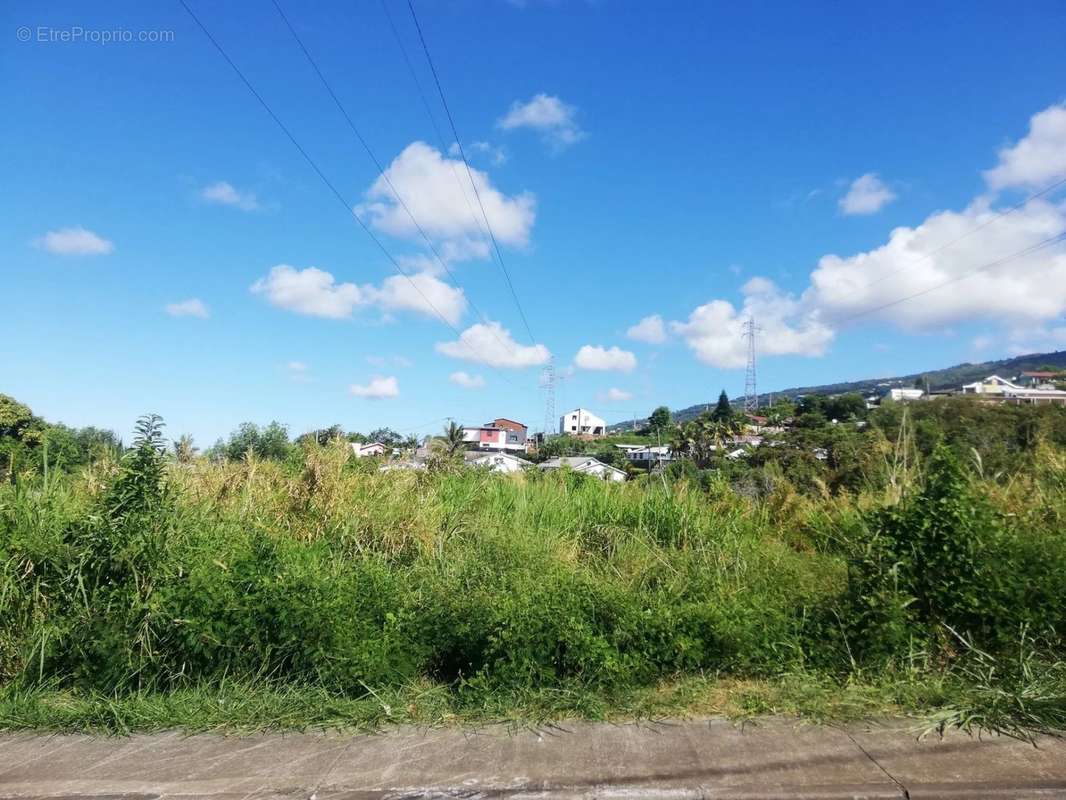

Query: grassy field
[[2, 416, 1065, 737]]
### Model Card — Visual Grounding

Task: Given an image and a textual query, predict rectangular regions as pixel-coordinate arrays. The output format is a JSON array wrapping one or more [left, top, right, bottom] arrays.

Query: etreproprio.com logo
[[17, 25, 175, 44]]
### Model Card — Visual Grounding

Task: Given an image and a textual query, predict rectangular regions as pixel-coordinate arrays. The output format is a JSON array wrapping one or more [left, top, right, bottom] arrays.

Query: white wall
[[472, 455, 527, 474], [559, 408, 607, 436]]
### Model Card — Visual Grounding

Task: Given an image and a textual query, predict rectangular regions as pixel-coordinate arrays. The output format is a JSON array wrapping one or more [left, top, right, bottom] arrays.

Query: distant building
[[960, 375, 1018, 396], [959, 375, 1066, 406], [744, 413, 787, 434], [539, 456, 626, 482], [462, 418, 528, 454], [626, 445, 673, 466], [491, 418, 529, 450], [1018, 371, 1062, 388], [885, 388, 924, 402], [559, 408, 607, 437], [465, 451, 532, 474], [350, 441, 387, 458], [728, 434, 764, 447]]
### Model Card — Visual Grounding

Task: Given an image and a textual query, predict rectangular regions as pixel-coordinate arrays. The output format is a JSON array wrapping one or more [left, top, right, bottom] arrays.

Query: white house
[[559, 408, 607, 437], [960, 375, 1066, 406], [539, 456, 626, 482], [462, 418, 528, 454], [626, 446, 673, 466], [1018, 371, 1062, 389], [960, 375, 1018, 395], [465, 451, 532, 474], [886, 388, 924, 402], [350, 441, 387, 458]]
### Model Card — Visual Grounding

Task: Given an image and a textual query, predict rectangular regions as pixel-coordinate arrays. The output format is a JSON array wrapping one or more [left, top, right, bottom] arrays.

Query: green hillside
[[611, 349, 1066, 430]]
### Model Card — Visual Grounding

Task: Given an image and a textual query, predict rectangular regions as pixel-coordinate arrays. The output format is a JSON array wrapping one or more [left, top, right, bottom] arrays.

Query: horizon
[[5, 0, 1066, 445]]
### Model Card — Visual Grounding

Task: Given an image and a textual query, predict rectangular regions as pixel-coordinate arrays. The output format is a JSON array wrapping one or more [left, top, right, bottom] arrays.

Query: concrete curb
[[2, 719, 1065, 799]]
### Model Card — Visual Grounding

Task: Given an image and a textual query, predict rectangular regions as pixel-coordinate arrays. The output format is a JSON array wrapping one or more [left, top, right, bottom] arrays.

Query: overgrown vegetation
[[1, 395, 1065, 737]]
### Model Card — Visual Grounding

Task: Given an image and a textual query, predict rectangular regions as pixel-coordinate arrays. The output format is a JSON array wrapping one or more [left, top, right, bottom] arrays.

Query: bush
[[2, 412, 1065, 733], [842, 446, 1066, 666]]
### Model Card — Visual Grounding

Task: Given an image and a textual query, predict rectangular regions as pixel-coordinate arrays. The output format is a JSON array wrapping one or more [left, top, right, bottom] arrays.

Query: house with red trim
[[461, 418, 529, 454]]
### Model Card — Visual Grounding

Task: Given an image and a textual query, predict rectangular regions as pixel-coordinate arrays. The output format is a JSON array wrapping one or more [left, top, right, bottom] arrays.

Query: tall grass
[[1, 427, 1065, 734]]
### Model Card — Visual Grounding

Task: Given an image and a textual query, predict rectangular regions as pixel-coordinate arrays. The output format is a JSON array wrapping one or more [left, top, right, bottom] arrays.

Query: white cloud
[[626, 314, 667, 344], [251, 265, 364, 320], [451, 140, 508, 166], [807, 197, 1066, 330], [671, 278, 834, 368], [1002, 323, 1066, 356], [349, 375, 399, 399], [601, 387, 633, 402], [574, 345, 638, 372], [201, 181, 260, 211], [363, 271, 467, 326], [165, 298, 209, 318], [984, 104, 1066, 191], [357, 142, 535, 257], [33, 227, 114, 256], [250, 264, 467, 325], [449, 370, 486, 389], [666, 105, 1066, 370], [839, 173, 896, 216], [497, 93, 585, 150], [436, 321, 550, 368]]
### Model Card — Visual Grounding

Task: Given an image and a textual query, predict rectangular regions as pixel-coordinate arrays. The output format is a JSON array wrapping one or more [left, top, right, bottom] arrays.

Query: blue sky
[[4, 0, 1066, 445]]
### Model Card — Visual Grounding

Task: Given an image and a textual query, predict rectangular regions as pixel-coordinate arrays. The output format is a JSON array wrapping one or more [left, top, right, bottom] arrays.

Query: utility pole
[[541, 358, 556, 438], [742, 316, 762, 413]]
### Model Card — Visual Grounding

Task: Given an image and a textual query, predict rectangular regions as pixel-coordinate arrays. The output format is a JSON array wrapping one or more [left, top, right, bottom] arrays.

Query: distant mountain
[[608, 350, 1066, 431]]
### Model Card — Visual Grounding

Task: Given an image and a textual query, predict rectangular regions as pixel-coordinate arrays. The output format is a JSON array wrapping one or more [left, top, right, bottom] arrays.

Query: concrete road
[[1, 718, 1065, 799]]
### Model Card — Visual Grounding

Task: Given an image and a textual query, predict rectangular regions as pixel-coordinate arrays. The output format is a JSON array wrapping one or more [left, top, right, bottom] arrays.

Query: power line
[[269, 0, 523, 359], [394, 416, 451, 434], [851, 174, 1066, 294], [377, 0, 488, 242], [838, 231, 1066, 324], [405, 0, 537, 346], [177, 0, 521, 387]]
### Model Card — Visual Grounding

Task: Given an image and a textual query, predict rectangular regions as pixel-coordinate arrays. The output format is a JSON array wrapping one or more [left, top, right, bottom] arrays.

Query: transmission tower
[[541, 358, 556, 437], [742, 317, 761, 412]]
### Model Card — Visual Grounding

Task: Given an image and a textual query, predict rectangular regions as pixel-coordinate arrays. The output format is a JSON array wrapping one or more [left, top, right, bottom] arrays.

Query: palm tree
[[669, 422, 693, 458], [707, 418, 741, 453], [671, 414, 742, 467], [440, 421, 466, 458]]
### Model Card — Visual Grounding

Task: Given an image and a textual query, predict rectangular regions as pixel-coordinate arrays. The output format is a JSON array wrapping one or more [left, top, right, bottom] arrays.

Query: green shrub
[[842, 446, 1066, 666], [2, 413, 1065, 733]]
